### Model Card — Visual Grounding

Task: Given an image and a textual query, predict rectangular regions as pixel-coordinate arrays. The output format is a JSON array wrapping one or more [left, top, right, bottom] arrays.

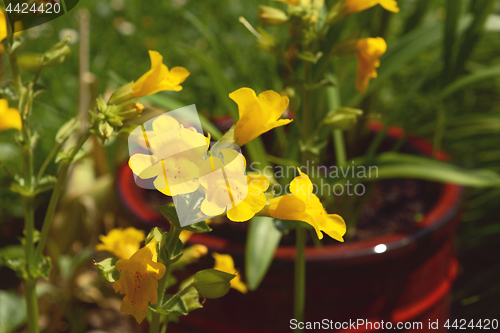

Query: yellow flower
[[0, 11, 7, 43], [95, 227, 145, 259], [268, 168, 346, 241], [0, 13, 23, 53], [132, 50, 190, 98], [128, 115, 208, 196], [212, 252, 247, 294], [343, 0, 400, 14], [229, 88, 292, 146], [0, 99, 22, 132], [198, 149, 269, 221], [113, 238, 166, 323], [179, 230, 193, 243], [355, 37, 387, 93]]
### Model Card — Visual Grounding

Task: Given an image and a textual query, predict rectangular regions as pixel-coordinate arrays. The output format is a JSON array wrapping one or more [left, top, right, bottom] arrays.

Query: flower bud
[[108, 82, 134, 105], [193, 269, 235, 299], [258, 6, 289, 25], [41, 38, 71, 67], [115, 100, 145, 119]]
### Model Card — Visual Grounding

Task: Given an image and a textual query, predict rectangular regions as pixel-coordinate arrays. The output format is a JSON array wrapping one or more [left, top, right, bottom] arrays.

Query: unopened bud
[[108, 82, 134, 105], [41, 38, 71, 67], [258, 6, 289, 25]]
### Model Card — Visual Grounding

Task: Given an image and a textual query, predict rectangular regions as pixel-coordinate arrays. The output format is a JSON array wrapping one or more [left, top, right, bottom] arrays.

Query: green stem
[[294, 227, 306, 332], [163, 283, 195, 309], [149, 266, 170, 333], [36, 142, 62, 183], [333, 130, 347, 166], [150, 223, 182, 333], [293, 41, 315, 331], [34, 132, 90, 258], [24, 279, 40, 333]]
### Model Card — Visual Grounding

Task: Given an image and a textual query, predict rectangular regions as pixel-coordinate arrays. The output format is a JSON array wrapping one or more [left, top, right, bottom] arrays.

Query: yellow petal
[[379, 0, 400, 13], [163, 66, 190, 88], [355, 37, 387, 93], [152, 115, 181, 136], [289, 168, 314, 203], [96, 227, 145, 259], [201, 195, 228, 216], [257, 90, 289, 122], [128, 154, 159, 179], [0, 99, 22, 132], [212, 252, 247, 293], [132, 50, 189, 97], [0, 11, 7, 43], [322, 214, 347, 242], [227, 175, 269, 222], [268, 194, 307, 221], [229, 87, 261, 120], [230, 87, 292, 145]]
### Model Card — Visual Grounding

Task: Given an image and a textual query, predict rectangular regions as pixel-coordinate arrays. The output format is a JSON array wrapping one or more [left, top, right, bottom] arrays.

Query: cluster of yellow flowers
[[94, 46, 348, 322], [127, 52, 344, 237], [96, 227, 246, 323]]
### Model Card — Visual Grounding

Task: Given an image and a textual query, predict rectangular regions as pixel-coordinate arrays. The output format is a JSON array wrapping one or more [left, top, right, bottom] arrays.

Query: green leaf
[[0, 245, 24, 268], [0, 291, 26, 333], [31, 255, 52, 280], [55, 147, 85, 164], [180, 287, 203, 313], [155, 204, 211, 233], [96, 258, 121, 283], [0, 245, 27, 279], [245, 217, 281, 291], [155, 205, 181, 227], [146, 227, 163, 244], [441, 65, 500, 98], [183, 220, 212, 233], [33, 176, 57, 196], [193, 269, 235, 299], [0, 143, 19, 163], [324, 107, 363, 131], [369, 152, 500, 187], [156, 294, 189, 315]]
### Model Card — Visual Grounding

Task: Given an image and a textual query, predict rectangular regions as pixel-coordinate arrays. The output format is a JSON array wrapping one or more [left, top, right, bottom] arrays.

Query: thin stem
[[34, 132, 90, 258], [150, 223, 182, 333], [36, 142, 62, 183], [24, 279, 40, 333], [294, 227, 306, 332], [294, 44, 313, 331], [32, 66, 43, 86], [333, 130, 347, 166], [163, 283, 195, 309], [149, 266, 170, 333]]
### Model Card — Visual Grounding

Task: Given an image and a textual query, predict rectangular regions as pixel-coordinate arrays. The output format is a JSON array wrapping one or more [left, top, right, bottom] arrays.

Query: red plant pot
[[118, 124, 463, 333]]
